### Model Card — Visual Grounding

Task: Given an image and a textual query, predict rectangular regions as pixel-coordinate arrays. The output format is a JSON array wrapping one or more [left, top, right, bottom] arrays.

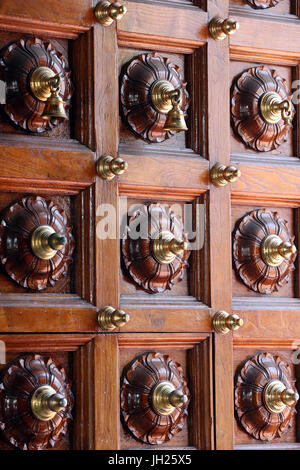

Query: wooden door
[[0, 0, 299, 452]]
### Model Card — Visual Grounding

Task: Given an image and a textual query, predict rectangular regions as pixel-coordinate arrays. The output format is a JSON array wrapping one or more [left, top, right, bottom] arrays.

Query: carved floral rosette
[[0, 195, 75, 290], [120, 52, 189, 143], [0, 354, 73, 450], [122, 203, 190, 294], [121, 352, 190, 445], [233, 209, 296, 294], [0, 37, 73, 133], [231, 66, 295, 152], [245, 0, 282, 8], [235, 352, 297, 441]]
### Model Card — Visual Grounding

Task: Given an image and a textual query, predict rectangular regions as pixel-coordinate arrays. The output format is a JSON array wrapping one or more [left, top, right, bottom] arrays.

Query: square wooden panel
[[0, 32, 72, 140], [233, 345, 299, 447], [118, 48, 187, 153], [119, 194, 209, 306], [118, 333, 213, 450], [230, 60, 294, 159], [232, 204, 297, 298]]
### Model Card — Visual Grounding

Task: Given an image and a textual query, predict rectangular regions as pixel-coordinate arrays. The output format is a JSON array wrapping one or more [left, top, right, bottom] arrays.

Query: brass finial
[[31, 385, 67, 421], [151, 80, 188, 132], [95, 0, 127, 26], [98, 305, 130, 331], [152, 381, 188, 416], [260, 92, 293, 125], [210, 163, 241, 187], [261, 234, 297, 267], [264, 380, 299, 413], [152, 231, 188, 264], [209, 17, 240, 41], [31, 225, 67, 260], [212, 311, 244, 335], [96, 155, 128, 180]]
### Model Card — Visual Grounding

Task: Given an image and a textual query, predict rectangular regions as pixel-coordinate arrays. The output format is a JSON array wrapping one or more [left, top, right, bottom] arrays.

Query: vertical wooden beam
[[207, 0, 233, 450]]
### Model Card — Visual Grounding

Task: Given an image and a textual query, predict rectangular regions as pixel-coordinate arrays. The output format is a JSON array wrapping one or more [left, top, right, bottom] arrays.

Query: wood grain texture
[[117, 1, 208, 53], [207, 0, 233, 450]]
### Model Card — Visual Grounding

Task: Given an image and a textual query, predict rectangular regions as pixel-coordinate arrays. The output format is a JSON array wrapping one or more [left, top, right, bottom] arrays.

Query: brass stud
[[94, 0, 127, 26], [210, 163, 241, 187], [264, 380, 299, 413], [152, 381, 188, 416], [212, 311, 244, 335], [261, 234, 297, 267], [98, 305, 130, 331], [31, 225, 66, 260], [30, 66, 67, 121], [152, 231, 188, 264], [260, 91, 293, 125], [151, 80, 188, 133], [96, 155, 128, 180], [209, 17, 240, 41], [31, 385, 67, 421]]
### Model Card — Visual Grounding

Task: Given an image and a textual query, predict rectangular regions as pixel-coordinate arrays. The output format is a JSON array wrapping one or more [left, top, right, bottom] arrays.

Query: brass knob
[[152, 231, 188, 264], [151, 80, 188, 132], [30, 67, 67, 121], [152, 381, 188, 416], [209, 17, 239, 41], [98, 305, 130, 331], [260, 92, 293, 125], [212, 311, 244, 335], [94, 0, 127, 26], [261, 234, 297, 267], [31, 225, 67, 260], [31, 385, 67, 421], [264, 380, 299, 413], [96, 155, 128, 180], [210, 163, 241, 187]]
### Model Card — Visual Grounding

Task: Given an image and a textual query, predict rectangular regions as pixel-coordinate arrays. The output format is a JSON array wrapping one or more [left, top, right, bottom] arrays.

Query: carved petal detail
[[120, 52, 189, 143], [0, 195, 75, 290], [0, 37, 73, 133], [245, 0, 282, 9], [121, 352, 190, 445], [231, 66, 294, 152], [233, 209, 296, 294], [235, 352, 297, 441], [122, 203, 190, 294]]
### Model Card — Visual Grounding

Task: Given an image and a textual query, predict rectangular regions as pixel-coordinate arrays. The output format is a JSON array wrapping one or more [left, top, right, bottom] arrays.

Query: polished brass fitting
[[210, 163, 241, 187], [94, 0, 127, 26], [261, 234, 297, 267], [152, 381, 188, 416], [212, 311, 244, 335], [98, 305, 130, 331], [31, 385, 67, 421], [96, 155, 128, 180], [152, 231, 188, 264]]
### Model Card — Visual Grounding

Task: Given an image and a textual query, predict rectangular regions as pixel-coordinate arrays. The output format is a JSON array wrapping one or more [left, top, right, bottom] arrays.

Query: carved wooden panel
[[0, 195, 74, 291], [244, 0, 282, 8], [120, 351, 190, 445], [120, 52, 189, 143], [0, 37, 72, 133], [235, 352, 298, 441], [233, 209, 297, 294], [0, 354, 73, 450], [231, 66, 295, 152], [122, 203, 190, 294]]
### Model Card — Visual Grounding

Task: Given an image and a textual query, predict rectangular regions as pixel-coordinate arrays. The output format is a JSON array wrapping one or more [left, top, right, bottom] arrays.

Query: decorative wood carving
[[120, 352, 190, 445], [0, 354, 73, 450], [0, 195, 75, 290], [0, 37, 73, 133], [120, 52, 189, 143], [231, 66, 295, 152], [122, 203, 190, 294], [233, 209, 297, 294], [235, 352, 298, 441], [245, 0, 282, 8]]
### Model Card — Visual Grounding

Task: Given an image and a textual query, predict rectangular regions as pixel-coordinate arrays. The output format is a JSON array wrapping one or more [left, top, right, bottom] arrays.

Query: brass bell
[[42, 88, 67, 121], [164, 97, 188, 132]]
